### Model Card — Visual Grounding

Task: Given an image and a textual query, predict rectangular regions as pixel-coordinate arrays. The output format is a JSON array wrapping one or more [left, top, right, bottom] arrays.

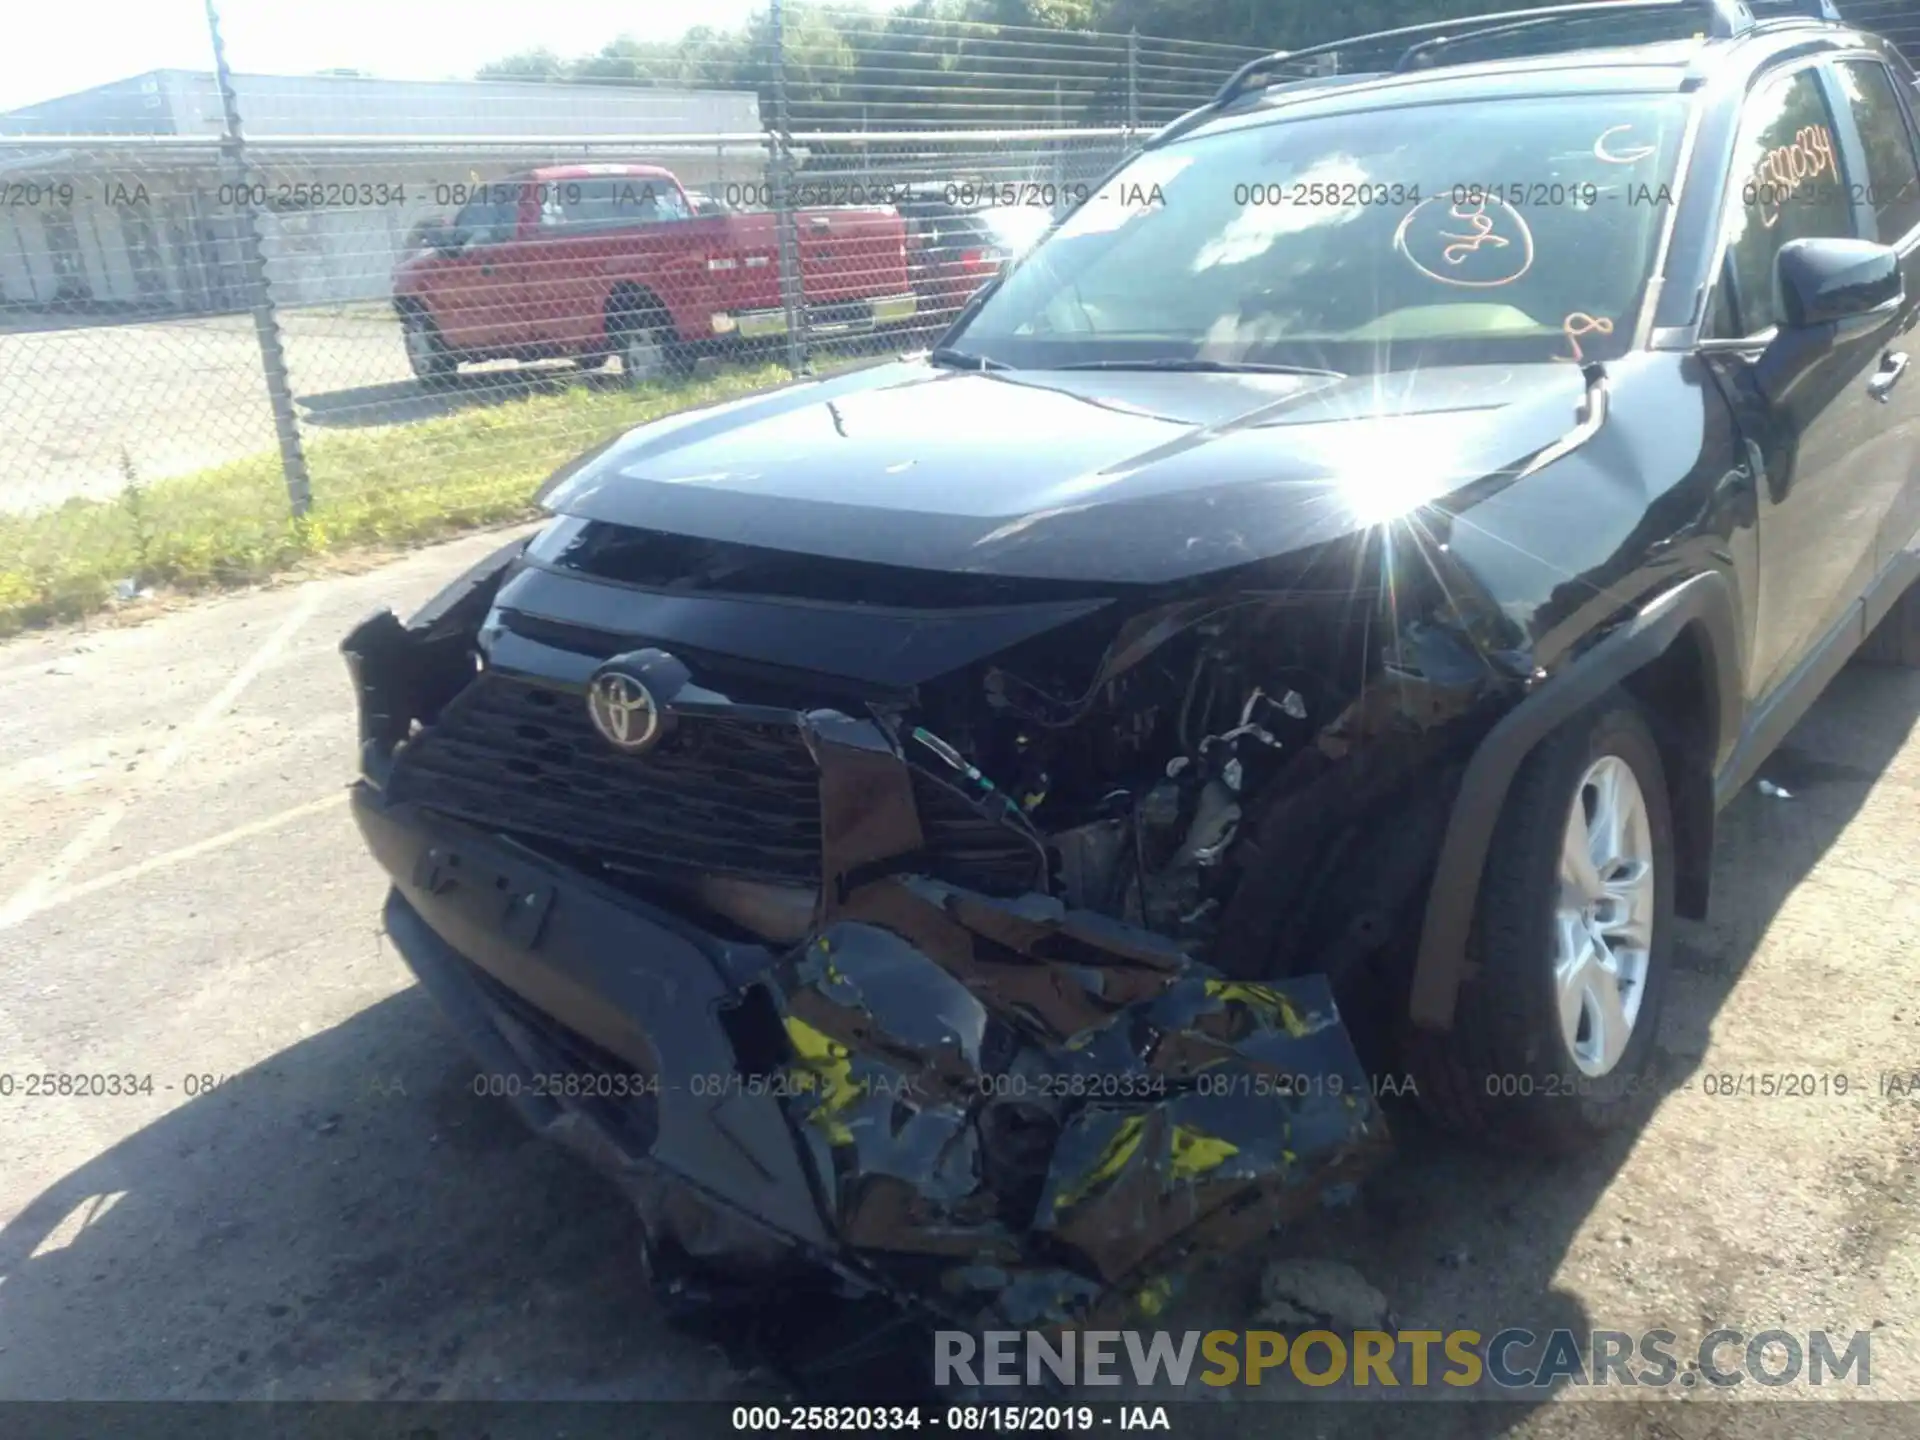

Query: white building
[[0, 70, 769, 312]]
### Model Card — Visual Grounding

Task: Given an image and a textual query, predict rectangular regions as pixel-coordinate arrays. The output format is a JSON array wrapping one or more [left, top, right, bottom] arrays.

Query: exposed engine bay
[[902, 600, 1353, 950], [344, 526, 1522, 1350], [671, 580, 1505, 993]]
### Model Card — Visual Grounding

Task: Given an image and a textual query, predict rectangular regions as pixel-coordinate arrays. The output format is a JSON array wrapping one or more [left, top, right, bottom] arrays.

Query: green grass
[[0, 364, 798, 637]]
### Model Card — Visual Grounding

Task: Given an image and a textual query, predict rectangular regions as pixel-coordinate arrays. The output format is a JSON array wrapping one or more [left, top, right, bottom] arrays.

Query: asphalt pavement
[[0, 530, 1914, 1434]]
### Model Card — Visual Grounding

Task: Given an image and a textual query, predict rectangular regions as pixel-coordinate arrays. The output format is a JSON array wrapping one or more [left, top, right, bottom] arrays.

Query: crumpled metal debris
[[768, 873, 1391, 1330], [348, 595, 1396, 1341]]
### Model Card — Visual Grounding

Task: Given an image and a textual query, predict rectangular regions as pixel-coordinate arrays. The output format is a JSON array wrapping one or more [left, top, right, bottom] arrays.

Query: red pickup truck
[[393, 164, 916, 385]]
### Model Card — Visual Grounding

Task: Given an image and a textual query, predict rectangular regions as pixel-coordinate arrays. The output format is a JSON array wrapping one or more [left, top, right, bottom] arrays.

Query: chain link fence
[[0, 4, 1268, 625], [7, 2, 1920, 627]]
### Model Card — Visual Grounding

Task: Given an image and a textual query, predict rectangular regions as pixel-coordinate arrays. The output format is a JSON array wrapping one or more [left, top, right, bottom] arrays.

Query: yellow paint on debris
[[783, 1016, 859, 1146], [1134, 1275, 1174, 1316], [1169, 1125, 1240, 1182], [1052, 1113, 1148, 1211], [1204, 979, 1312, 1036]]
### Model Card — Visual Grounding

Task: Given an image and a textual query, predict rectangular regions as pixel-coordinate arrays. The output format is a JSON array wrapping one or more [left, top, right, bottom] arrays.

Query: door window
[[1711, 68, 1858, 336], [454, 186, 521, 246], [1834, 60, 1920, 244]]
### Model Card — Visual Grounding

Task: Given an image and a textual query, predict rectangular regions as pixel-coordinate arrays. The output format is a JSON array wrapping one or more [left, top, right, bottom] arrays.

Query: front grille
[[908, 769, 1047, 895], [389, 676, 822, 884], [388, 675, 1047, 897]]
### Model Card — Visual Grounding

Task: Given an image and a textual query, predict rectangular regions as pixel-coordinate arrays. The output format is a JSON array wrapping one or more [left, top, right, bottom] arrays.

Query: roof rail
[[1397, 12, 1641, 71], [1748, 0, 1841, 16], [1211, 0, 1786, 107]]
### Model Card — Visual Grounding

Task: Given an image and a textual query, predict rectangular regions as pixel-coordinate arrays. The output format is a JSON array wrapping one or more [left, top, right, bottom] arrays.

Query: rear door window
[[1834, 60, 1920, 244]]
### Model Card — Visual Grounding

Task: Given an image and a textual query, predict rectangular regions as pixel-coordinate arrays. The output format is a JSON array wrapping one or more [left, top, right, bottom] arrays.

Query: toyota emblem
[[587, 671, 662, 753]]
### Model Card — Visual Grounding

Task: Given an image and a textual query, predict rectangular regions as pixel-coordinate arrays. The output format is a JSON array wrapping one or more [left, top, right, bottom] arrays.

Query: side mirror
[[427, 225, 468, 254], [1777, 236, 1902, 330]]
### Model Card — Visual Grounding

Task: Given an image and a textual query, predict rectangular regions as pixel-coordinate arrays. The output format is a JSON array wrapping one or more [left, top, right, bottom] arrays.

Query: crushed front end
[[342, 524, 1518, 1335]]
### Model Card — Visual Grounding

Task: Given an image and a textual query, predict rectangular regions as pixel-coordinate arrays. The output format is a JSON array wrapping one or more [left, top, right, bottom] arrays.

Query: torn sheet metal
[[351, 613, 1391, 1336], [771, 874, 1390, 1329]]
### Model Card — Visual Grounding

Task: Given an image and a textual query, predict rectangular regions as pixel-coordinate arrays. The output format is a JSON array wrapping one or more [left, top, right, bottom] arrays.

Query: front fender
[[1407, 569, 1742, 1033]]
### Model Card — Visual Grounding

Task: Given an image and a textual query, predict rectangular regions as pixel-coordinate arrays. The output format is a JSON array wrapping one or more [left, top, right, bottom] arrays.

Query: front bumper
[[726, 292, 918, 340], [361, 781, 1389, 1327], [346, 601, 1391, 1329], [359, 786, 834, 1264]]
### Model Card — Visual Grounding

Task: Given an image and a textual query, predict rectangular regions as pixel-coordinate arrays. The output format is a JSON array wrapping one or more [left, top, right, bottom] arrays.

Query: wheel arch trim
[[1407, 569, 1741, 1033]]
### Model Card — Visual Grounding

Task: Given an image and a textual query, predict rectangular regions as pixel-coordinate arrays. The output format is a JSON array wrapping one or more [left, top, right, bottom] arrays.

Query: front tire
[[1409, 695, 1675, 1152], [401, 308, 457, 385]]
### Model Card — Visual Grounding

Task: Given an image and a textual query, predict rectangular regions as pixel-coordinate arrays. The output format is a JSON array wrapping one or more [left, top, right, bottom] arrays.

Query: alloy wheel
[[404, 318, 436, 373], [623, 326, 664, 381], [1553, 754, 1655, 1077]]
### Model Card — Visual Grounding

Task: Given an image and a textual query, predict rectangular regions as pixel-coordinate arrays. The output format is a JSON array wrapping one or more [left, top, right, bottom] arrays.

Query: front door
[[1698, 60, 1917, 701], [425, 184, 531, 352]]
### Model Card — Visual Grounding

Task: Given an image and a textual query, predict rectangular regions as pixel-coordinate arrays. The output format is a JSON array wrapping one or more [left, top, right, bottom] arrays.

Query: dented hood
[[543, 358, 1591, 584]]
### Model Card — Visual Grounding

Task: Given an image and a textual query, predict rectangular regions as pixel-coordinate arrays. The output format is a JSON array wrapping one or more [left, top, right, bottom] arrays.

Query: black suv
[[344, 0, 1920, 1336]]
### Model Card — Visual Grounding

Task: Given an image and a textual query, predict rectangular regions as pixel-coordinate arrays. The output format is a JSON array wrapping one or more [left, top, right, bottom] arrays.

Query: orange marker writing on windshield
[[1560, 312, 1614, 362]]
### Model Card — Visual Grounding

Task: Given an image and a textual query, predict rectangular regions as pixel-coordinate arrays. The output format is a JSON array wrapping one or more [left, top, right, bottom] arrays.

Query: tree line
[[475, 0, 1510, 132]]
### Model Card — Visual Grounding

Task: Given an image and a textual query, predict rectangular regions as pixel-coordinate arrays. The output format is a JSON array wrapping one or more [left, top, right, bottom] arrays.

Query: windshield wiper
[[1052, 358, 1346, 378], [928, 347, 1011, 371]]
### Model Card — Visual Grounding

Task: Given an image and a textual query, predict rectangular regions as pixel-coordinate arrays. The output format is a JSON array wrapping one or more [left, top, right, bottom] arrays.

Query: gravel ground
[[0, 529, 1913, 1436]]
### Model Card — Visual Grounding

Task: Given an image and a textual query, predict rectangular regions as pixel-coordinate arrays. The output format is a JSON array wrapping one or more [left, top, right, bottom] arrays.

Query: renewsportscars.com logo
[[934, 1328, 1875, 1391]]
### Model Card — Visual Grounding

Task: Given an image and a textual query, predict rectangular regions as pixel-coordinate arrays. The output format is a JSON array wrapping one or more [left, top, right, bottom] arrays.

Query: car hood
[[544, 358, 1596, 585]]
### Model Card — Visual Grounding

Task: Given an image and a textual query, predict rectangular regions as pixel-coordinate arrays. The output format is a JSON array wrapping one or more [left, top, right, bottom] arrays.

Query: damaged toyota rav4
[[344, 1, 1920, 1343]]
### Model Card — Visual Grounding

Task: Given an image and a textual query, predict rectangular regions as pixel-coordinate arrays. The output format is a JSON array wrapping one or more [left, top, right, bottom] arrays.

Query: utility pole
[[205, 0, 311, 517], [769, 0, 807, 376], [1126, 29, 1140, 136]]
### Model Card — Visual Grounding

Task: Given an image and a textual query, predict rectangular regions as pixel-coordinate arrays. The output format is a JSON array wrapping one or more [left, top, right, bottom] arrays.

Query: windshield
[[952, 95, 1689, 373]]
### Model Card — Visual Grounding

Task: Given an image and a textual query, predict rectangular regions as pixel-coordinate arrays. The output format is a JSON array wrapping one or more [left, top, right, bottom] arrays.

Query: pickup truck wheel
[[1857, 578, 1920, 667], [613, 312, 693, 388], [401, 311, 457, 385], [1407, 695, 1674, 1153]]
